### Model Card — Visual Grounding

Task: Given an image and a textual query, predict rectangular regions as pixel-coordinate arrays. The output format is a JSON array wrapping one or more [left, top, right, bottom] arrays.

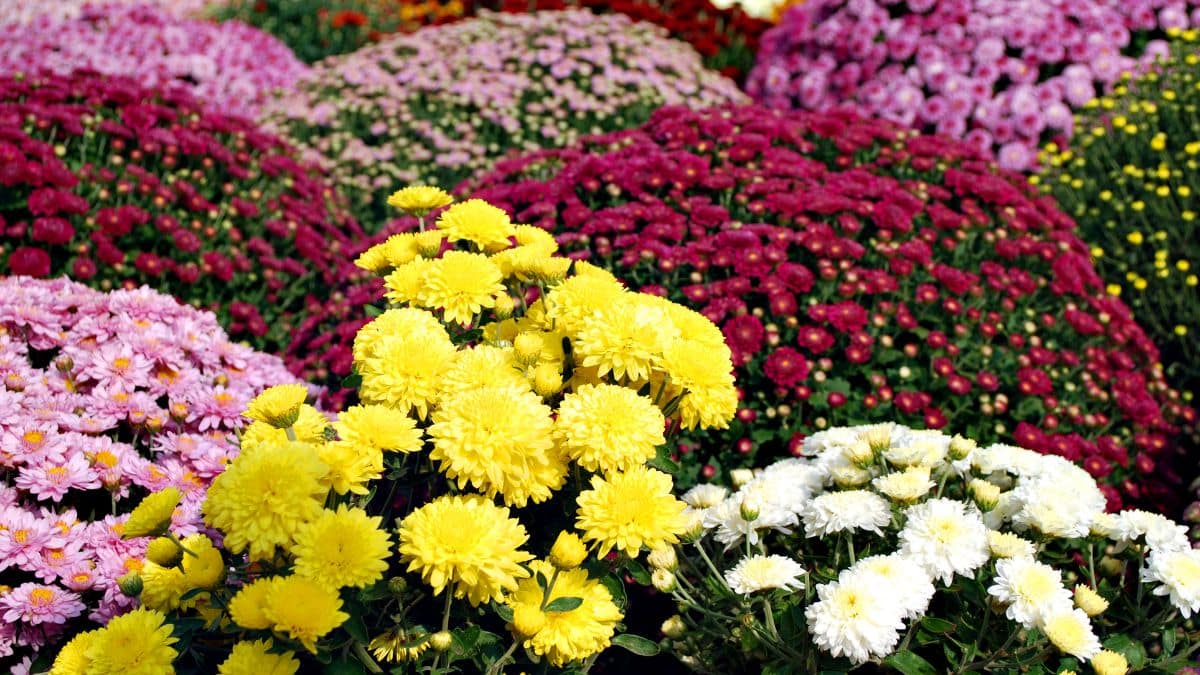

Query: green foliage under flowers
[[661, 424, 1200, 674], [211, 0, 465, 63], [1041, 29, 1200, 401]]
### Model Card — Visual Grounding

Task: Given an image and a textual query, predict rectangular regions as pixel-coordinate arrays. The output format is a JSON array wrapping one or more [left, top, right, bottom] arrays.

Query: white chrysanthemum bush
[[661, 424, 1200, 673], [48, 190, 741, 674]]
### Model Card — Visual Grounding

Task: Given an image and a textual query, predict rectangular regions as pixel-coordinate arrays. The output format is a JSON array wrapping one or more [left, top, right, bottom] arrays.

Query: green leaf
[[1162, 627, 1176, 655], [326, 658, 367, 675], [883, 650, 937, 675], [364, 304, 384, 317], [344, 613, 369, 644], [341, 372, 362, 389], [451, 626, 481, 656], [611, 633, 660, 657], [647, 444, 681, 474], [544, 596, 583, 612], [598, 573, 627, 609], [920, 617, 956, 634], [625, 560, 652, 586], [1103, 634, 1147, 669], [824, 378, 851, 395], [535, 571, 548, 590], [494, 604, 514, 623]]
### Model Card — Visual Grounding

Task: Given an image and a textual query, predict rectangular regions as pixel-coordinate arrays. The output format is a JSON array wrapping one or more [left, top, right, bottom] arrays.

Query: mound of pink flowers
[[0, 3, 307, 118], [0, 278, 301, 669], [0, 0, 208, 25], [747, 0, 1198, 171]]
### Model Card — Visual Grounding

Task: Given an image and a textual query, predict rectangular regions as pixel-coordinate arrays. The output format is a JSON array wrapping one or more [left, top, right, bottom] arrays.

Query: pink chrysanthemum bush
[[661, 423, 1200, 673], [747, 0, 1200, 172], [0, 70, 363, 356], [0, 277, 300, 671], [0, 0, 209, 25], [465, 104, 1197, 513], [0, 3, 308, 119]]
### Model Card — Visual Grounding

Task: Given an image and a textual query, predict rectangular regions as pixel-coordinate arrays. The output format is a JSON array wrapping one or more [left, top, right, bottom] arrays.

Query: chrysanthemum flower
[[243, 383, 309, 428], [800, 490, 891, 538], [1091, 649, 1130, 675], [439, 344, 530, 396], [292, 506, 391, 589], [724, 554, 806, 594], [850, 555, 936, 619], [659, 339, 738, 430], [387, 186, 454, 217], [1143, 547, 1200, 618], [84, 607, 178, 674], [352, 307, 450, 365], [1040, 607, 1102, 660], [555, 383, 666, 474], [121, 487, 181, 539], [574, 299, 679, 382], [872, 466, 935, 503], [383, 258, 433, 305], [263, 575, 349, 654], [50, 628, 98, 673], [228, 577, 278, 630], [417, 251, 505, 326], [140, 534, 226, 611], [898, 498, 990, 585], [334, 404, 424, 453], [0, 583, 86, 625], [398, 494, 533, 606], [358, 330, 456, 419], [316, 441, 382, 495], [217, 639, 300, 675], [435, 199, 516, 250], [988, 557, 1073, 628], [575, 465, 689, 558], [505, 560, 623, 666], [987, 530, 1036, 559], [429, 385, 565, 506], [544, 272, 627, 334], [805, 570, 905, 665], [202, 441, 329, 560], [239, 405, 331, 454], [369, 629, 431, 663]]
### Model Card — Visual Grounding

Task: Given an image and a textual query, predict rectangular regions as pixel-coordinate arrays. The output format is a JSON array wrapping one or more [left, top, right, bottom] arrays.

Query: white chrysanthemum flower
[[1143, 547, 1200, 618], [898, 498, 989, 585], [756, 458, 826, 504], [1010, 473, 1106, 539], [705, 491, 796, 548], [872, 466, 935, 503], [884, 428, 949, 468], [1113, 510, 1191, 553], [988, 557, 1073, 628], [988, 530, 1036, 559], [801, 490, 891, 538], [1040, 607, 1102, 660], [681, 484, 728, 510], [724, 554, 806, 595], [1090, 512, 1122, 539], [850, 554, 936, 619], [971, 444, 1047, 476], [803, 426, 864, 457], [805, 570, 905, 665]]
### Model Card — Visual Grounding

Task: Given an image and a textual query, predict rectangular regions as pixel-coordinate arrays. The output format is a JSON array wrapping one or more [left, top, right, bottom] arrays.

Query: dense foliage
[[261, 9, 746, 226], [465, 104, 1196, 512], [0, 278, 297, 671], [0, 71, 362, 355]]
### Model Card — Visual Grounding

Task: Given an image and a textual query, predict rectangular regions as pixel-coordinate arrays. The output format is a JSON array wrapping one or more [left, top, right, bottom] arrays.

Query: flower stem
[[352, 641, 384, 674], [284, 426, 297, 442], [431, 588, 454, 673], [484, 639, 520, 675]]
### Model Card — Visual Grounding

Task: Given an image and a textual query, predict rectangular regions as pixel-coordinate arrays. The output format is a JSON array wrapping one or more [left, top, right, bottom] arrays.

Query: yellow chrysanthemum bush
[[53, 192, 737, 673]]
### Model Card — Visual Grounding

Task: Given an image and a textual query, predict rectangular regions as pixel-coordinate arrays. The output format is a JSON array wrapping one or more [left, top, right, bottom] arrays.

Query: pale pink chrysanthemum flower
[[15, 455, 101, 503], [32, 542, 92, 585], [0, 583, 86, 626], [187, 387, 244, 432]]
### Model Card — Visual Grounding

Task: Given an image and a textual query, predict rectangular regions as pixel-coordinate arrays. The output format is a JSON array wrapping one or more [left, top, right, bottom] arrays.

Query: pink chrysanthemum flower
[[0, 584, 85, 626]]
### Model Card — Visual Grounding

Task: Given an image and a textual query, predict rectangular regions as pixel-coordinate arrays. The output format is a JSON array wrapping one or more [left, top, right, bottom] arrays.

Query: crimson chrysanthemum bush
[[0, 71, 362, 356], [459, 105, 1197, 512], [0, 277, 300, 671]]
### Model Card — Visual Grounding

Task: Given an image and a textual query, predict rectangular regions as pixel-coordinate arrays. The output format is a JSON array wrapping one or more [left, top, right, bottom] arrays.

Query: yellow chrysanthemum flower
[[316, 440, 382, 495], [383, 257, 433, 306], [202, 441, 328, 560], [121, 487, 181, 539], [140, 534, 226, 611], [243, 384, 309, 428], [660, 339, 738, 430], [239, 407, 330, 456], [439, 344, 529, 397], [263, 575, 349, 654], [229, 577, 278, 630], [397, 494, 533, 606], [490, 243, 558, 282], [430, 385, 565, 506], [417, 251, 505, 326], [505, 560, 623, 667], [50, 629, 98, 675], [292, 506, 391, 589], [649, 296, 730, 355], [369, 629, 430, 663], [217, 639, 299, 675], [436, 199, 516, 250], [352, 307, 449, 365], [514, 223, 558, 249], [555, 383, 666, 474], [357, 330, 456, 418], [576, 465, 689, 558], [574, 299, 680, 382], [544, 272, 627, 333], [387, 185, 454, 216], [334, 404, 424, 453], [84, 608, 178, 675]]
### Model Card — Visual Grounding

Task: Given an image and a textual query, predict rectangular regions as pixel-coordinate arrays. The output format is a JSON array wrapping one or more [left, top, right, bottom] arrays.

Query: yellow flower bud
[[510, 604, 547, 640], [145, 536, 183, 568], [513, 332, 543, 365], [532, 362, 563, 397], [729, 468, 754, 488], [429, 631, 453, 652], [651, 568, 676, 593], [549, 532, 588, 570], [844, 439, 875, 468], [1091, 650, 1129, 675], [117, 572, 143, 597], [647, 546, 678, 571], [968, 479, 1001, 512], [661, 615, 686, 639], [948, 434, 977, 461], [1073, 585, 1109, 616], [493, 293, 516, 319]]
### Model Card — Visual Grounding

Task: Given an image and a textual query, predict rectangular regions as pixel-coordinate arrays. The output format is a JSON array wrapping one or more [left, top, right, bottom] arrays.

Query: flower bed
[[211, 0, 467, 64], [747, 0, 1199, 172], [0, 277, 299, 670], [261, 9, 747, 227], [665, 423, 1200, 672], [0, 70, 362, 356], [0, 3, 307, 119], [52, 195, 737, 674], [465, 104, 1196, 512], [0, 0, 207, 24]]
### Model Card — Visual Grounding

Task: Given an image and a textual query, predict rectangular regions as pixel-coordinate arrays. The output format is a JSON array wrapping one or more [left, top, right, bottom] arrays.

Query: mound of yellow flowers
[[51, 191, 737, 674]]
